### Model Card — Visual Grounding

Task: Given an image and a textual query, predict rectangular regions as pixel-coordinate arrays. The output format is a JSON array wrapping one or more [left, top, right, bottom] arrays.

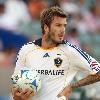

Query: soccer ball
[[11, 67, 41, 94]]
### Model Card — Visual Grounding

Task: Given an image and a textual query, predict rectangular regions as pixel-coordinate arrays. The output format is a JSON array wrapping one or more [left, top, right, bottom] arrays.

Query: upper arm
[[67, 44, 100, 73], [69, 45, 100, 74], [15, 43, 35, 70], [15, 45, 27, 70]]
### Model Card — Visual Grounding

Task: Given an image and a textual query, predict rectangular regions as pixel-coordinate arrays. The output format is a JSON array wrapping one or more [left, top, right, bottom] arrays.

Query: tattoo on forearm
[[71, 72, 100, 89]]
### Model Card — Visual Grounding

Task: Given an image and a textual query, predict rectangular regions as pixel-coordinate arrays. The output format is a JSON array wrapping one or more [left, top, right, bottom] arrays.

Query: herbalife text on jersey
[[36, 69, 64, 75]]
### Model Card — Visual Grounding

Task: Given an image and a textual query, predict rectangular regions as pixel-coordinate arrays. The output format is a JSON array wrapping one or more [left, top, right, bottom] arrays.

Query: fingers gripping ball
[[11, 68, 41, 94]]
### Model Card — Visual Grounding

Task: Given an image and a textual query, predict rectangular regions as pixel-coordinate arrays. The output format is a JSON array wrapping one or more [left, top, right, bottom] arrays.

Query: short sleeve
[[16, 45, 27, 68], [68, 44, 100, 74], [15, 43, 35, 71]]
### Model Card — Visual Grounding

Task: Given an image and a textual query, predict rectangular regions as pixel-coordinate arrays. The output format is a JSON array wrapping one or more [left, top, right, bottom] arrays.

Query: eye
[[56, 24, 61, 27]]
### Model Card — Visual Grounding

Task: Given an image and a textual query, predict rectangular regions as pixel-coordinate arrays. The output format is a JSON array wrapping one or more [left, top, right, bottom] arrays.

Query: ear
[[44, 24, 49, 34]]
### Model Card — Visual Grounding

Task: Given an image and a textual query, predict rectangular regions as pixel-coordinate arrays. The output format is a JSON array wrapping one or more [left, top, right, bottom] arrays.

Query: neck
[[41, 35, 57, 49]]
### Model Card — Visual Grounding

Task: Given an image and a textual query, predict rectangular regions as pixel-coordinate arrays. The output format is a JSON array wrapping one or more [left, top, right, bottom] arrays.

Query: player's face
[[48, 16, 67, 43]]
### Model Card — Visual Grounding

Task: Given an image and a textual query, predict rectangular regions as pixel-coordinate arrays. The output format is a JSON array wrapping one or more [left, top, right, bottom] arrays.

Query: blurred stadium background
[[0, 0, 100, 100]]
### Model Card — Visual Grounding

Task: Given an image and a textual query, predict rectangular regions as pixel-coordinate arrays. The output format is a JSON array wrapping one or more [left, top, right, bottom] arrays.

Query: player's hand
[[57, 85, 73, 99], [11, 87, 35, 100], [57, 96, 67, 100]]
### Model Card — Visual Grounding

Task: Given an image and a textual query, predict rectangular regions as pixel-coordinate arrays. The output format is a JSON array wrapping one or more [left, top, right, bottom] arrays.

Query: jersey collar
[[33, 38, 67, 46]]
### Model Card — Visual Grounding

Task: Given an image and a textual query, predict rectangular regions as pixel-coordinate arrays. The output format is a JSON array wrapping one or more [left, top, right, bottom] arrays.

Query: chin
[[56, 40, 63, 43], [52, 38, 63, 44]]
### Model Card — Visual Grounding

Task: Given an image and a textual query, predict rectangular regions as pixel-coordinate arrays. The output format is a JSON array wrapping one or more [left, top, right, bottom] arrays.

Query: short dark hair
[[40, 6, 68, 34]]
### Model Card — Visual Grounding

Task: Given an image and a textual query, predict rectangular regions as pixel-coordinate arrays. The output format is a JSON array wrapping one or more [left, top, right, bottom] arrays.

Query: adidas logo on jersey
[[43, 53, 50, 58]]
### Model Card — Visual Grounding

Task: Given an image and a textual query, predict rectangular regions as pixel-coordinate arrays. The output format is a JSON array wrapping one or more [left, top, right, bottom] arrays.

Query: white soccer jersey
[[14, 39, 100, 100]]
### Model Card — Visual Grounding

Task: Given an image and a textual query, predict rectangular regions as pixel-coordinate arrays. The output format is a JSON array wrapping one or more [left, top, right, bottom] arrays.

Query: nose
[[62, 25, 66, 31], [61, 26, 65, 33]]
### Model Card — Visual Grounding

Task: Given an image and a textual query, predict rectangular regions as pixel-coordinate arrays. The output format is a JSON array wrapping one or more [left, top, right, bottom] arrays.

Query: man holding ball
[[12, 6, 100, 100]]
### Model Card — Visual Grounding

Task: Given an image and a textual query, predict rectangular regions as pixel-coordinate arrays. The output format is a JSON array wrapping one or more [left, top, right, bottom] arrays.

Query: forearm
[[57, 72, 100, 98], [71, 72, 100, 89]]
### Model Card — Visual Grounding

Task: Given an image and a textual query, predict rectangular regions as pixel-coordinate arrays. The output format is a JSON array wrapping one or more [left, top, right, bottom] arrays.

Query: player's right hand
[[57, 85, 72, 99], [57, 96, 66, 100], [11, 87, 34, 100]]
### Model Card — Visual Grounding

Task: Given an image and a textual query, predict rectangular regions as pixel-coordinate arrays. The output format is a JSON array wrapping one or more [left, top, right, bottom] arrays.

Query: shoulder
[[60, 40, 78, 52], [61, 40, 82, 52], [20, 42, 35, 52], [19, 38, 42, 52], [61, 40, 91, 63], [18, 39, 41, 56], [60, 40, 86, 58]]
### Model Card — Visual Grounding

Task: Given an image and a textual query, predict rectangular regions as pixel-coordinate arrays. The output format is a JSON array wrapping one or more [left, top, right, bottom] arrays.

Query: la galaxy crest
[[54, 57, 63, 67]]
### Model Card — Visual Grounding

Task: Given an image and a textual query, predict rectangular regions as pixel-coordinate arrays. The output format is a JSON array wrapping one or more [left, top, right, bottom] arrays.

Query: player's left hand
[[57, 85, 73, 98]]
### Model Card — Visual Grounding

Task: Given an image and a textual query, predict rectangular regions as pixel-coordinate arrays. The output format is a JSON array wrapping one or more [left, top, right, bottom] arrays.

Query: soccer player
[[12, 6, 100, 100]]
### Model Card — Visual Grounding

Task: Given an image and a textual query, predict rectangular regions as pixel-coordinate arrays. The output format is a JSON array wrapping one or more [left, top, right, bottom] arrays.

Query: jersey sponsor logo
[[54, 57, 62, 67], [43, 53, 50, 58], [36, 69, 64, 75]]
